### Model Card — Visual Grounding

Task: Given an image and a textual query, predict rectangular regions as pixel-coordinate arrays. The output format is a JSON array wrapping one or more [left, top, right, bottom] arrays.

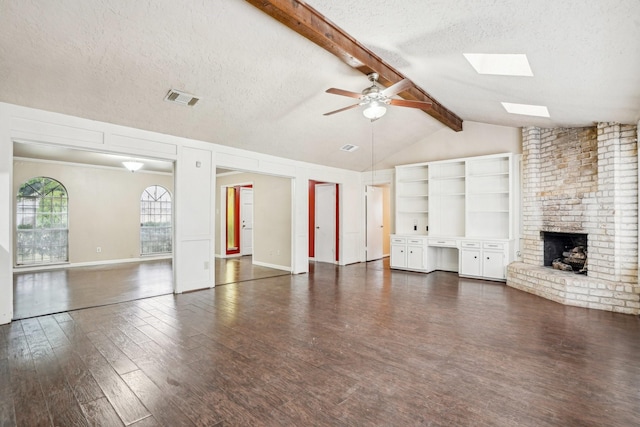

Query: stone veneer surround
[[507, 123, 640, 314]]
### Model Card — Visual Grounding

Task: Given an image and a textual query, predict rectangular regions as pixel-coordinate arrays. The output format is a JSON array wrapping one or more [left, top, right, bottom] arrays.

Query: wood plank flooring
[[13, 260, 174, 320], [13, 257, 288, 320], [2, 260, 640, 426]]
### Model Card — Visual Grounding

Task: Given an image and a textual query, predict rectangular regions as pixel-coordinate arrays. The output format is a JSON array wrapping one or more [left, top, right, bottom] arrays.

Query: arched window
[[140, 185, 172, 255], [16, 177, 69, 265]]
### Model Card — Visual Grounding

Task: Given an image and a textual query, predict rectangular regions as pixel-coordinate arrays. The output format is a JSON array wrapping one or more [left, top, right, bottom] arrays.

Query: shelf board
[[467, 190, 509, 195], [398, 194, 429, 198], [431, 175, 465, 180], [468, 210, 509, 213], [398, 178, 429, 183], [432, 192, 465, 196], [398, 210, 429, 214], [467, 172, 509, 178]]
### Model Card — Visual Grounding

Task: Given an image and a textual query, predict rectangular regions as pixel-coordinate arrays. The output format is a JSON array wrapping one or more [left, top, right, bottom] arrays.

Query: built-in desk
[[390, 234, 511, 281]]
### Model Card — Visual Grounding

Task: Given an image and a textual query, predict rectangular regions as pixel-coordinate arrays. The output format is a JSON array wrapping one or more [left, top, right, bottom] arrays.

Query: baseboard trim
[[252, 260, 292, 272]]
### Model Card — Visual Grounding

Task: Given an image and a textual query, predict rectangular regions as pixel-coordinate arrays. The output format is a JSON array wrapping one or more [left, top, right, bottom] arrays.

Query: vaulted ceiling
[[2, 1, 639, 172]]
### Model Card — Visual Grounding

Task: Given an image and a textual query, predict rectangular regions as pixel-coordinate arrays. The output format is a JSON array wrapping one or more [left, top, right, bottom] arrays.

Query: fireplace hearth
[[542, 231, 587, 274]]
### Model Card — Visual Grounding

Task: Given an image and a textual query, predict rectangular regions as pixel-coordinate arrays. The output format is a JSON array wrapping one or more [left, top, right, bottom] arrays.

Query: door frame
[[240, 186, 254, 256], [219, 182, 253, 258]]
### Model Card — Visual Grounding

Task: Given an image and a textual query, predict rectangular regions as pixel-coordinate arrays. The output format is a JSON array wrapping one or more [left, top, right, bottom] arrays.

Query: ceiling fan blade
[[326, 88, 363, 99], [382, 79, 413, 97], [323, 103, 360, 116], [389, 98, 433, 110]]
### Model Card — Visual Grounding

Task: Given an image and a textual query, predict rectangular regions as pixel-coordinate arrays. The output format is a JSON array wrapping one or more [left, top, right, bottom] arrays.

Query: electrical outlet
[[96, 247, 101, 253], [204, 261, 209, 270]]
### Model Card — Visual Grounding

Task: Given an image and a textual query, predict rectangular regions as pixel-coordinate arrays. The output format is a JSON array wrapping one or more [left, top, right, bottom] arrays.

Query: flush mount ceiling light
[[501, 102, 550, 117], [463, 53, 533, 76], [122, 161, 144, 172]]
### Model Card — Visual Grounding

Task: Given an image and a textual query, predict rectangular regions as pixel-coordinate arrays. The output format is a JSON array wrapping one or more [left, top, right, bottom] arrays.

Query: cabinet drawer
[[407, 238, 424, 245], [428, 238, 457, 248], [460, 241, 480, 249], [483, 242, 505, 250], [391, 237, 407, 244]]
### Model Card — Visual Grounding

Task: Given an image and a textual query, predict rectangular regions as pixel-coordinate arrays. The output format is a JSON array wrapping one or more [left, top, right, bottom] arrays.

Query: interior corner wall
[[382, 185, 391, 255], [215, 172, 291, 269], [13, 160, 173, 264], [0, 106, 12, 324]]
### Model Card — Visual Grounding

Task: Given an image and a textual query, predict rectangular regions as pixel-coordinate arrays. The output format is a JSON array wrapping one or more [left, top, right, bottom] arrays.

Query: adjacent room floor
[[2, 259, 639, 426], [13, 257, 289, 320]]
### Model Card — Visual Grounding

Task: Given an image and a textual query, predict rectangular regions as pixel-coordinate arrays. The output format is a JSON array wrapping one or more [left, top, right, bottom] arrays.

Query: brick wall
[[508, 123, 640, 314]]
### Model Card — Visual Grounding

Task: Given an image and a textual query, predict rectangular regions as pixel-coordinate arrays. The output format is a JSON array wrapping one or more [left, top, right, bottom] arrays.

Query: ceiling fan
[[324, 73, 432, 120]]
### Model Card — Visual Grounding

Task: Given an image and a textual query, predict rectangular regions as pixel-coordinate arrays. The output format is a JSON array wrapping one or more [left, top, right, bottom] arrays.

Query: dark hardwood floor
[[13, 257, 288, 320], [13, 260, 174, 320], [2, 260, 640, 426], [215, 256, 290, 286]]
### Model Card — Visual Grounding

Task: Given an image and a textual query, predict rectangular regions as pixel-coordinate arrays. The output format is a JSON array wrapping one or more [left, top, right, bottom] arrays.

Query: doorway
[[216, 170, 293, 285], [240, 187, 254, 256], [366, 184, 391, 261], [315, 183, 336, 263], [12, 142, 175, 319]]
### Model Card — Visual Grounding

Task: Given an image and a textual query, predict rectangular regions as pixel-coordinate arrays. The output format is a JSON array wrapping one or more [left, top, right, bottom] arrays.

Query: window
[[140, 185, 172, 255], [16, 177, 69, 265]]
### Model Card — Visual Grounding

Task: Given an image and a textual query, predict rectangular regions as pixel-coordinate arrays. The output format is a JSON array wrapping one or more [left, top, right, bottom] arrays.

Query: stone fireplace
[[507, 123, 640, 314]]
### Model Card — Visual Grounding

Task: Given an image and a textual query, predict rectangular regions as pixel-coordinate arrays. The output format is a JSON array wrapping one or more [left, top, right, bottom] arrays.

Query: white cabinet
[[482, 242, 506, 280], [390, 237, 407, 268], [407, 238, 427, 270], [390, 236, 428, 272], [459, 240, 508, 281], [460, 241, 482, 276]]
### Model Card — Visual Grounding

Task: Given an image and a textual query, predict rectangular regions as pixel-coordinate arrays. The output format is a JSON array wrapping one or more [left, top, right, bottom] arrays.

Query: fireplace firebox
[[542, 231, 588, 274]]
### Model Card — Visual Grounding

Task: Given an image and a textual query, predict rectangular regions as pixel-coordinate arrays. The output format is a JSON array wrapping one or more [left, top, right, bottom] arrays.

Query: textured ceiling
[[1, 0, 639, 172]]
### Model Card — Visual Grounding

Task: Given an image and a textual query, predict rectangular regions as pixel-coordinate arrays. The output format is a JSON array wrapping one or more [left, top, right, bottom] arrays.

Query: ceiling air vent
[[340, 144, 359, 152], [164, 89, 200, 106]]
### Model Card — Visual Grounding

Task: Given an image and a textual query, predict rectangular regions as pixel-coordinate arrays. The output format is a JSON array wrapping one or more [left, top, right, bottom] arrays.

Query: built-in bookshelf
[[466, 156, 511, 239], [395, 164, 429, 235], [429, 160, 465, 237], [394, 153, 515, 240]]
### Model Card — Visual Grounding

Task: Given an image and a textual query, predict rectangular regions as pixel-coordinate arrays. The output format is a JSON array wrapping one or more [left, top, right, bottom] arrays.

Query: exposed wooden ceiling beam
[[245, 0, 463, 131]]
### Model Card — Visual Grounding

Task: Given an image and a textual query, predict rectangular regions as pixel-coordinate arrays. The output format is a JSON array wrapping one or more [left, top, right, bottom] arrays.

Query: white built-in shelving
[[391, 153, 519, 281]]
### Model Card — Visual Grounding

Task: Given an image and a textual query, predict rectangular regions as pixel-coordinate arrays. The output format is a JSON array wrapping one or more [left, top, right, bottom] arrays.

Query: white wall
[[380, 121, 522, 168], [0, 102, 365, 324]]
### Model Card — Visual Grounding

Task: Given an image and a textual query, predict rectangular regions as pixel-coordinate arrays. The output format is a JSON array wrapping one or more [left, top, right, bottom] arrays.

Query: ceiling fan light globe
[[363, 103, 387, 120]]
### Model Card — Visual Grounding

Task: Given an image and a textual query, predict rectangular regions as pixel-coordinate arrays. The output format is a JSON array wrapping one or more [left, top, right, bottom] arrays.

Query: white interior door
[[366, 185, 384, 261], [240, 187, 253, 256], [315, 183, 336, 263]]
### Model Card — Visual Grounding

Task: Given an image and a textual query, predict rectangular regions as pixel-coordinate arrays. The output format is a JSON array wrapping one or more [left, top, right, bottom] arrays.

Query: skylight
[[463, 53, 533, 76], [501, 102, 550, 117]]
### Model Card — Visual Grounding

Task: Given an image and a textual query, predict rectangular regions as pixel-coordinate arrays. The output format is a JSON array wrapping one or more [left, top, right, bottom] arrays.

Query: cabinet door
[[460, 248, 481, 276], [483, 250, 505, 280], [390, 244, 407, 268], [407, 245, 424, 270]]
